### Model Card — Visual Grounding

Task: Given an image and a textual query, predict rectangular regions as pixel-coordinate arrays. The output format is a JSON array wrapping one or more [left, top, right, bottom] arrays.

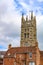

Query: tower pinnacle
[[31, 11, 33, 20], [26, 15, 28, 21], [21, 13, 24, 22]]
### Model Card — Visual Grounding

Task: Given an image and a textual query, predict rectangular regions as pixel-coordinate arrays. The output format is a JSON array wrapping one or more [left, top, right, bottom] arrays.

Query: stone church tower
[[3, 12, 43, 65], [20, 12, 37, 47]]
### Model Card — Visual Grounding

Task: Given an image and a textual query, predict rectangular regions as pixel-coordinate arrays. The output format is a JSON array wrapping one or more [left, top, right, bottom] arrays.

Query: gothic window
[[29, 62, 35, 65], [29, 52, 32, 59], [25, 29, 26, 32], [24, 33, 26, 38], [27, 33, 29, 38]]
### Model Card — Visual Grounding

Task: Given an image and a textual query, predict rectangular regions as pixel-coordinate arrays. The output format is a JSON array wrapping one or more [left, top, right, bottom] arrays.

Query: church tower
[[20, 12, 37, 47]]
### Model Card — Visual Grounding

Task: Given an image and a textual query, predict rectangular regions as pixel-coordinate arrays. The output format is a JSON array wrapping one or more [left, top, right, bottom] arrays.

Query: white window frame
[[29, 52, 32, 59], [29, 62, 35, 65]]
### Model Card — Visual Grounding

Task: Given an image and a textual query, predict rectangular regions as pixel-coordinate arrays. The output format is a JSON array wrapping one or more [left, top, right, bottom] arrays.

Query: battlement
[[21, 11, 36, 22]]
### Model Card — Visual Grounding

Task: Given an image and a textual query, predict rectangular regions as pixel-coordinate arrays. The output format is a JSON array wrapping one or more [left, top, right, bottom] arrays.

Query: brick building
[[0, 51, 6, 65], [0, 12, 43, 65]]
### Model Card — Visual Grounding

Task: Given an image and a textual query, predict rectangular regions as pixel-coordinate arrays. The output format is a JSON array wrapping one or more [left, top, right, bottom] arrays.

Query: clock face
[[19, 55, 22, 58], [24, 43, 29, 47]]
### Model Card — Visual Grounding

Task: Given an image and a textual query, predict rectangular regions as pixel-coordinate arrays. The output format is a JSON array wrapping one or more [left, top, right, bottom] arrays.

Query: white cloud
[[0, 0, 21, 49], [36, 14, 43, 50], [29, 0, 34, 5], [37, 0, 43, 2]]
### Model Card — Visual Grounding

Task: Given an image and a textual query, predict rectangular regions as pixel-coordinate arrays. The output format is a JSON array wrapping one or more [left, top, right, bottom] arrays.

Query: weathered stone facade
[[20, 12, 37, 47]]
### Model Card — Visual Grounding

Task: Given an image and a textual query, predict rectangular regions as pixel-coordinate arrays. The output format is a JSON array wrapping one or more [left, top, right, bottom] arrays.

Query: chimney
[[8, 44, 12, 49]]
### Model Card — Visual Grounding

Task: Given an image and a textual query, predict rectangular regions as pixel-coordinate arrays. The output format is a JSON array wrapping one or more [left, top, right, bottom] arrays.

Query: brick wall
[[3, 46, 40, 65]]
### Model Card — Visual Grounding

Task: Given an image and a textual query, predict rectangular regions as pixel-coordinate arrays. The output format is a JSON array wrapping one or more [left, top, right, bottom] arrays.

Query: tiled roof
[[4, 46, 37, 58]]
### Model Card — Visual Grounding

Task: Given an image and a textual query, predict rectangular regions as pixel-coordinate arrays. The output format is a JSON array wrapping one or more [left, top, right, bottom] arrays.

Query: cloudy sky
[[0, 0, 43, 51]]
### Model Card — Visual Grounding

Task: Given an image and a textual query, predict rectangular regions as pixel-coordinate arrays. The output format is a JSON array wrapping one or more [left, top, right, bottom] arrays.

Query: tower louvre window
[[27, 33, 29, 38], [24, 33, 26, 38], [25, 29, 26, 32], [28, 29, 29, 31]]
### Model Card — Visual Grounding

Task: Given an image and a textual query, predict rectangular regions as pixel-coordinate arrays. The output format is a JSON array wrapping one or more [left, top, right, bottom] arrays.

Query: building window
[[24, 33, 26, 38], [29, 52, 32, 59], [0, 55, 4, 58], [27, 33, 29, 38], [29, 62, 35, 65]]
